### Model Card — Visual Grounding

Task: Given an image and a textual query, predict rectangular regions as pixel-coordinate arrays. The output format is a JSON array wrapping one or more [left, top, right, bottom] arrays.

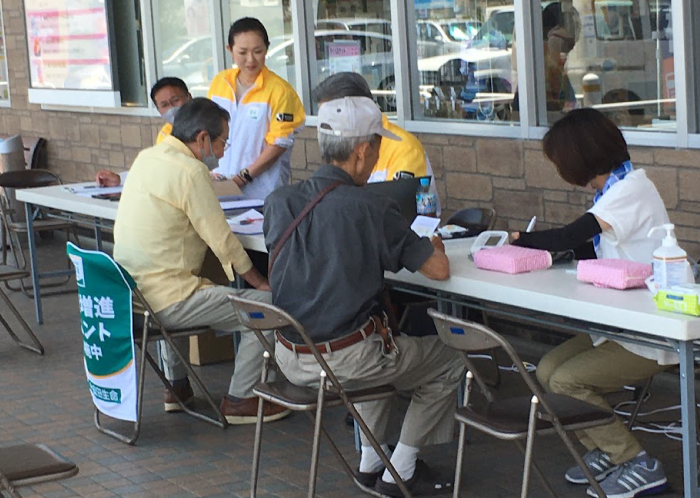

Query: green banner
[[68, 242, 138, 422]]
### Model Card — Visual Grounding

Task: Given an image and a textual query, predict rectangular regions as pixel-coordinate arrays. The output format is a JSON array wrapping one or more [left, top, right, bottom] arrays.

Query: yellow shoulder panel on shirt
[[155, 122, 172, 144], [374, 117, 427, 181]]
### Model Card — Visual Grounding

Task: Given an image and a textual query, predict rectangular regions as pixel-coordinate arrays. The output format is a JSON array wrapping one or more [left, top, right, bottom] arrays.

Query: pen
[[526, 216, 537, 233], [240, 218, 263, 225]]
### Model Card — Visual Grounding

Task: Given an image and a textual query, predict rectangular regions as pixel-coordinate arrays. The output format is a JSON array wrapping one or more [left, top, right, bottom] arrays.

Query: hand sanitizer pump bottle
[[647, 223, 694, 289]]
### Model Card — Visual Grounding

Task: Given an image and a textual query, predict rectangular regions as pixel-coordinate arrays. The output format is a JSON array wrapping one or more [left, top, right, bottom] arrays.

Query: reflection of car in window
[[416, 19, 481, 58], [315, 18, 392, 37], [267, 29, 396, 111], [161, 36, 213, 96]]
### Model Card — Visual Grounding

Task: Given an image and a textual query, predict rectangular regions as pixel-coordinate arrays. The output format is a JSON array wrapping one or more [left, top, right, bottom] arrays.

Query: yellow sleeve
[[265, 85, 305, 148], [181, 169, 253, 279]]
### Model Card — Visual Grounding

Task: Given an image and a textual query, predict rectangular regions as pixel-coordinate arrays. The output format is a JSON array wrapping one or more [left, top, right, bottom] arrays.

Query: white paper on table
[[228, 209, 264, 235], [72, 186, 124, 197], [220, 199, 264, 211], [410, 215, 441, 238]]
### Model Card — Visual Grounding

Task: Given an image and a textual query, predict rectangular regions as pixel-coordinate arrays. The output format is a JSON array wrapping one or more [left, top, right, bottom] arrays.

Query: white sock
[[359, 444, 392, 473], [382, 442, 419, 483]]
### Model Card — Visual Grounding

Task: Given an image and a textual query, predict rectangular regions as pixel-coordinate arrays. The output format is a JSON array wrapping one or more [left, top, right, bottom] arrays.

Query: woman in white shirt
[[512, 108, 670, 498]]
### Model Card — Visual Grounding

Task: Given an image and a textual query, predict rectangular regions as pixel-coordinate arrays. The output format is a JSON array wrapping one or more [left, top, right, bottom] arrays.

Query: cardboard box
[[190, 330, 235, 366]]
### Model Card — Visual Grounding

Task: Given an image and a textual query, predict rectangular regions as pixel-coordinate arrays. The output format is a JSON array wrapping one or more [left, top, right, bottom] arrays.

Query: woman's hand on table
[[210, 172, 226, 182]]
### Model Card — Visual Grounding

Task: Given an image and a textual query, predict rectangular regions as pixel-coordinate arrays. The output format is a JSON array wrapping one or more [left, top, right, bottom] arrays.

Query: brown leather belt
[[276, 317, 376, 354]]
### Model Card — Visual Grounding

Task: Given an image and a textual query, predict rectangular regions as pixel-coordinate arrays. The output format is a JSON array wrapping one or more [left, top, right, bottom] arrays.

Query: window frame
[[0, 0, 10, 108], [24, 0, 700, 150]]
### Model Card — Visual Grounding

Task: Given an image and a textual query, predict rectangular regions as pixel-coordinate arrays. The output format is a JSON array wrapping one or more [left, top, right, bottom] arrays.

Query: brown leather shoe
[[220, 396, 291, 425], [164, 379, 194, 412]]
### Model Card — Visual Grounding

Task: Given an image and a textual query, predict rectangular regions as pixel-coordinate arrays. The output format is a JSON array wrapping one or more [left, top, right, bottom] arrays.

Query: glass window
[[412, 0, 518, 124], [154, 0, 215, 98], [0, 0, 8, 103], [229, 0, 295, 88], [311, 0, 394, 113], [538, 0, 675, 131]]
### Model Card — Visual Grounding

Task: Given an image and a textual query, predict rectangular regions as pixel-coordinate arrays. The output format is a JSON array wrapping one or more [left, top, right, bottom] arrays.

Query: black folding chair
[[0, 443, 78, 497], [428, 308, 616, 498], [229, 295, 413, 498]]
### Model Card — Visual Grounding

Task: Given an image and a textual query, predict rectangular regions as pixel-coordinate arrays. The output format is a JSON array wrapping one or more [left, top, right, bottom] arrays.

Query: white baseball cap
[[317, 96, 402, 141]]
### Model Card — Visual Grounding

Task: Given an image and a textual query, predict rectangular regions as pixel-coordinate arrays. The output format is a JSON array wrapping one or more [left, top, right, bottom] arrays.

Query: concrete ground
[[0, 238, 691, 497]]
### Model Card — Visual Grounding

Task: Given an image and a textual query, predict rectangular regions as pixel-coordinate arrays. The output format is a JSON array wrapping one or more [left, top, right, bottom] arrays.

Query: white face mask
[[201, 136, 219, 171], [161, 106, 180, 124]]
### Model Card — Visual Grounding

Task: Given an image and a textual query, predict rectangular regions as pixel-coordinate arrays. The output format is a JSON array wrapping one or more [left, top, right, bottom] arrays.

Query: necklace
[[236, 75, 253, 91]]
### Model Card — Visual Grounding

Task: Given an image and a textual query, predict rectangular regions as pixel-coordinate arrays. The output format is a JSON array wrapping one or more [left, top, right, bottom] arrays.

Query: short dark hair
[[228, 17, 270, 49], [149, 77, 189, 105], [543, 108, 630, 187], [171, 98, 230, 144], [312, 72, 372, 104]]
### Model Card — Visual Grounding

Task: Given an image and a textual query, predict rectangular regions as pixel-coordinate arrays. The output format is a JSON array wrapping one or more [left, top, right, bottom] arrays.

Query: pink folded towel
[[473, 246, 552, 274], [577, 259, 652, 289]]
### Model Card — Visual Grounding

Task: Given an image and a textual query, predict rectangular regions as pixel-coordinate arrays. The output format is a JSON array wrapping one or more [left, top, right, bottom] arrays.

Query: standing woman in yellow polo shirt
[[208, 17, 305, 200]]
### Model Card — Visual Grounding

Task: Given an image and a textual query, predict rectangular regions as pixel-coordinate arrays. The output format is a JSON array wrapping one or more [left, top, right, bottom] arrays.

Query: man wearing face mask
[[95, 77, 192, 187], [114, 98, 290, 424]]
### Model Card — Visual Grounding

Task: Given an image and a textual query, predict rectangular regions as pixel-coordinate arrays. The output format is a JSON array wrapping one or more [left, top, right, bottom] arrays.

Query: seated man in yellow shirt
[[95, 77, 192, 187], [312, 72, 440, 215], [113, 97, 288, 424]]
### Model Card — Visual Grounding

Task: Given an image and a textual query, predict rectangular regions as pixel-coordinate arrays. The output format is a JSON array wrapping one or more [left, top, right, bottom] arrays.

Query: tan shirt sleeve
[[182, 168, 253, 280]]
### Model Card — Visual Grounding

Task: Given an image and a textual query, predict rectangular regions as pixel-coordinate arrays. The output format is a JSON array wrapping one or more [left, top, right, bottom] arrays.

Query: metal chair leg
[[628, 377, 653, 428], [521, 396, 539, 498], [453, 371, 473, 498], [251, 351, 271, 498], [308, 371, 327, 498], [0, 287, 43, 355]]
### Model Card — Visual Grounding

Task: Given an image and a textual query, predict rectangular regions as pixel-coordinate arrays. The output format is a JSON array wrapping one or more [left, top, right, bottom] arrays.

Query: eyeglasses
[[216, 136, 231, 151], [157, 94, 187, 111]]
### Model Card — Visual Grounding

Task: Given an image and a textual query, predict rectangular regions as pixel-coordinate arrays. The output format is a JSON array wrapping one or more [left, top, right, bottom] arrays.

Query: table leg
[[24, 202, 43, 324], [94, 221, 103, 251], [679, 340, 698, 498]]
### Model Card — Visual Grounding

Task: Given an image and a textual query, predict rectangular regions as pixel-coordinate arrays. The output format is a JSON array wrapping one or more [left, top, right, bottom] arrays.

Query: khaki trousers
[[155, 286, 274, 399], [536, 334, 667, 464], [276, 333, 466, 448]]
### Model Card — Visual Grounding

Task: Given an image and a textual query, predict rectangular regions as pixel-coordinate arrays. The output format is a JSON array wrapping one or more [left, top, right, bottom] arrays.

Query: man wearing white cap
[[263, 96, 465, 496]]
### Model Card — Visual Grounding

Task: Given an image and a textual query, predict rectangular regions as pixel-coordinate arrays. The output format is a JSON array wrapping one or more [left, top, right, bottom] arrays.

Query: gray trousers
[[155, 286, 274, 399], [276, 333, 466, 448]]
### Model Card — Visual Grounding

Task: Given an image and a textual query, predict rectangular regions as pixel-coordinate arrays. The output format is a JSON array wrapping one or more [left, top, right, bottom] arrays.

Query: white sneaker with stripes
[[586, 455, 668, 498]]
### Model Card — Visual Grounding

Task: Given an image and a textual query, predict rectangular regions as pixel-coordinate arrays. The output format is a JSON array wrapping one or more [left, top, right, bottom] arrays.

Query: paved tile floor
[[0, 239, 692, 497]]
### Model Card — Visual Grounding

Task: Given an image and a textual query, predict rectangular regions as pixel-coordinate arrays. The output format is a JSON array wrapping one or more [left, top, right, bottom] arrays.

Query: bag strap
[[268, 180, 344, 275]]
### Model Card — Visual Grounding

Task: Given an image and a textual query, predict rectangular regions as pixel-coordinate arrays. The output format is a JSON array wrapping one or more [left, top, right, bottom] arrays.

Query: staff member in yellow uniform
[[208, 17, 305, 200], [313, 72, 440, 215], [96, 77, 191, 187]]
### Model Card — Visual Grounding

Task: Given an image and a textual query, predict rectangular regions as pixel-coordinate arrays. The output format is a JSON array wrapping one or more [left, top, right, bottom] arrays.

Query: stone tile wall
[[2, 0, 700, 255]]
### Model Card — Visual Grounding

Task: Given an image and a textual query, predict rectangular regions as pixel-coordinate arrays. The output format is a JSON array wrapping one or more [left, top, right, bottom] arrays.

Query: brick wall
[[3, 0, 700, 256]]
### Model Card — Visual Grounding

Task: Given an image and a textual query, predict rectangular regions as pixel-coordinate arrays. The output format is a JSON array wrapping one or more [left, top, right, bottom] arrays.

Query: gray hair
[[318, 133, 376, 164], [313, 72, 373, 104], [171, 97, 230, 143]]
